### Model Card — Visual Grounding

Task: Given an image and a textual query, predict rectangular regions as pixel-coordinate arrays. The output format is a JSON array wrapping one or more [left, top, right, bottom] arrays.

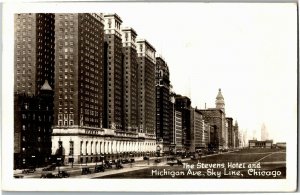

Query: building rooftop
[[121, 27, 137, 36], [136, 38, 156, 52], [40, 80, 52, 91], [103, 13, 123, 23]]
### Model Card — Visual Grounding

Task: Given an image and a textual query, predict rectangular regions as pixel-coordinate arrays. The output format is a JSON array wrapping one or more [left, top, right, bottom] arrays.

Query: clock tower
[[216, 88, 225, 112]]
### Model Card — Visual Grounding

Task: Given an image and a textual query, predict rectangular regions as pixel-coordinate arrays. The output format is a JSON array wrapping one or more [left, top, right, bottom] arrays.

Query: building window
[[58, 141, 63, 155], [69, 141, 74, 155]]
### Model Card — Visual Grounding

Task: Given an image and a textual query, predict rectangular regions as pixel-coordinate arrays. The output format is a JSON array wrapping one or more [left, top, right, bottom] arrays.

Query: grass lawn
[[234, 148, 285, 154], [259, 152, 286, 162]]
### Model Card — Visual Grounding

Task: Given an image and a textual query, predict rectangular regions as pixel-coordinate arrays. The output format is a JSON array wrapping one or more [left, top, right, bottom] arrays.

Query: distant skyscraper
[[201, 89, 228, 149], [216, 88, 225, 112], [136, 39, 156, 134], [226, 117, 233, 148], [121, 27, 138, 132], [234, 120, 239, 148], [14, 13, 55, 168], [215, 88, 227, 148], [14, 13, 55, 95], [103, 14, 124, 130], [175, 95, 192, 151], [155, 56, 171, 150], [190, 108, 203, 152], [261, 123, 268, 141]]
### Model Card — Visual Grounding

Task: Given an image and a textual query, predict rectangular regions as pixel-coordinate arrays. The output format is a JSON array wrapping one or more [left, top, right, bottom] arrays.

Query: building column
[[116, 141, 119, 153], [103, 142, 106, 154], [82, 141, 86, 155], [91, 141, 94, 155], [87, 141, 91, 155], [111, 140, 116, 154], [95, 142, 98, 155], [99, 141, 102, 154]]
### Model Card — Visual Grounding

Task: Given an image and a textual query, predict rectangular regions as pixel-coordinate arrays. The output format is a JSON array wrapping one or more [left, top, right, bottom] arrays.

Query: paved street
[[14, 148, 286, 179]]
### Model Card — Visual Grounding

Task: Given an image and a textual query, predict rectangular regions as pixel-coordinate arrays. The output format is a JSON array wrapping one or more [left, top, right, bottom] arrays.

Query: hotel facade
[[51, 13, 156, 165]]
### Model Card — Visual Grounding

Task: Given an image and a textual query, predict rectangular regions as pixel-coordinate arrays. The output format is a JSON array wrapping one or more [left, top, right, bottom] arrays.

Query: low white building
[[52, 126, 156, 164]]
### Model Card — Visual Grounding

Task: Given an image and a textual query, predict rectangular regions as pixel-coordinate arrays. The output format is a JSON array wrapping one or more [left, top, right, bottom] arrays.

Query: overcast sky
[[5, 3, 298, 143]]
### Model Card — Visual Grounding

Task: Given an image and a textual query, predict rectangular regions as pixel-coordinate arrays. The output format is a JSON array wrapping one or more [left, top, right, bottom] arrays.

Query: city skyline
[[5, 3, 297, 144]]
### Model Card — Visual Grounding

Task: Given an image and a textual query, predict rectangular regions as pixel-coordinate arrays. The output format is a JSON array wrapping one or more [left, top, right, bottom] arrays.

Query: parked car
[[154, 159, 161, 163], [116, 162, 123, 169], [14, 174, 24, 178], [42, 164, 56, 171], [81, 167, 92, 175], [190, 154, 196, 160], [166, 157, 183, 166], [22, 167, 36, 174], [130, 158, 135, 163], [56, 170, 70, 178], [94, 165, 105, 173], [121, 158, 129, 164], [40, 173, 56, 178], [104, 161, 112, 169]]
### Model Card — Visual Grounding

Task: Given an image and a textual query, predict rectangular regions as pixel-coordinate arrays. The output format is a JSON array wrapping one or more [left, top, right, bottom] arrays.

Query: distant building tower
[[226, 117, 233, 148], [136, 39, 156, 134], [103, 14, 124, 130], [215, 88, 225, 112], [121, 27, 138, 132], [261, 123, 268, 141], [14, 13, 55, 95], [175, 95, 192, 151], [234, 120, 239, 148], [190, 108, 203, 152], [14, 13, 55, 169], [155, 56, 171, 151]]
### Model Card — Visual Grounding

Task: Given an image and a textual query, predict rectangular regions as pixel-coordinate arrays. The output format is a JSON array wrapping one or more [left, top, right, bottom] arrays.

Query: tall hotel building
[[52, 13, 105, 164], [52, 13, 156, 164], [14, 13, 55, 168], [136, 39, 156, 135], [155, 56, 171, 152], [103, 14, 123, 130], [121, 27, 138, 132]]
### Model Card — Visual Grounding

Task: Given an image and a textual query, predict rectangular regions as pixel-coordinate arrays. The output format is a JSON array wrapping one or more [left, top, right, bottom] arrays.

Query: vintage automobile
[[42, 164, 56, 171], [40, 173, 57, 178], [81, 167, 92, 175], [121, 158, 129, 164], [130, 158, 135, 163], [166, 157, 183, 166], [14, 174, 24, 178], [154, 159, 161, 163], [104, 161, 112, 169], [56, 170, 70, 178], [22, 166, 36, 174], [115, 162, 123, 169], [94, 165, 105, 173], [143, 156, 149, 160]]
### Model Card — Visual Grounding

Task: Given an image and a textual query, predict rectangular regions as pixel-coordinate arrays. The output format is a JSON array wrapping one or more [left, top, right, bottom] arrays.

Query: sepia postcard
[[1, 1, 298, 192]]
